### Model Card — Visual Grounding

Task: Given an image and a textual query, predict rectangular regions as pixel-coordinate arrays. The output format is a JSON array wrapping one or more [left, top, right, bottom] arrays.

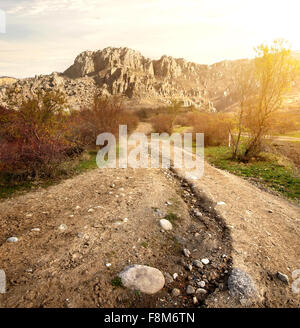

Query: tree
[[232, 39, 299, 160]]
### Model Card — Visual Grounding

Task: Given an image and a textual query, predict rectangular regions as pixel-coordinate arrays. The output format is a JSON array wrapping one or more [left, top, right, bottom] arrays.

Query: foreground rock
[[228, 268, 259, 303], [159, 219, 173, 231], [118, 265, 165, 295]]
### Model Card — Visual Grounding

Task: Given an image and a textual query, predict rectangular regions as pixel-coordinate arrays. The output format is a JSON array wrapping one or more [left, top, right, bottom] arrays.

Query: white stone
[[159, 219, 173, 231], [118, 265, 165, 295], [201, 258, 210, 265], [6, 237, 18, 243]]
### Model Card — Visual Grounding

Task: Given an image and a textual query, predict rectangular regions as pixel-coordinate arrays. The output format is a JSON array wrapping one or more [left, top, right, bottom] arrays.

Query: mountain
[[0, 47, 298, 111]]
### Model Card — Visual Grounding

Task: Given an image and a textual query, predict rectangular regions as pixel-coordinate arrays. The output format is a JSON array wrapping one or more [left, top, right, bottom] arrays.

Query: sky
[[0, 0, 299, 78]]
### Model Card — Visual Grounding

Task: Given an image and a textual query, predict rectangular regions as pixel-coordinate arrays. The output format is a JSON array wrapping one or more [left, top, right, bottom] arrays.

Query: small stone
[[75, 206, 80, 210], [193, 296, 198, 304], [183, 248, 191, 257], [165, 201, 172, 206], [172, 288, 181, 297], [196, 288, 207, 295], [106, 263, 112, 267], [159, 219, 173, 231], [217, 201, 226, 206], [7, 237, 18, 243], [185, 264, 193, 271], [31, 228, 40, 232], [186, 285, 195, 295], [110, 183, 115, 188], [123, 218, 128, 223], [77, 232, 84, 238], [268, 210, 273, 213], [277, 272, 289, 284], [201, 258, 210, 265], [58, 224, 67, 231], [173, 273, 178, 280], [228, 268, 258, 301], [193, 260, 203, 268], [164, 272, 174, 284], [87, 208, 95, 213], [198, 281, 206, 288]]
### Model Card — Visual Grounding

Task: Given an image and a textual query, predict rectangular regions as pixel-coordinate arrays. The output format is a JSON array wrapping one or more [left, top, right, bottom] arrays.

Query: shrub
[[151, 114, 173, 134], [69, 95, 139, 147], [0, 90, 73, 178]]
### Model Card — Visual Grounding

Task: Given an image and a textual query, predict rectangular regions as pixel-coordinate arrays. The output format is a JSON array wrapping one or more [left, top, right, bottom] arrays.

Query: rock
[[228, 268, 259, 301], [58, 224, 67, 231], [276, 272, 289, 284], [183, 248, 191, 258], [172, 288, 181, 297], [159, 219, 173, 231], [31, 228, 40, 232], [6, 237, 18, 243], [196, 288, 207, 295], [173, 273, 178, 280], [118, 265, 165, 295], [0, 269, 5, 294], [185, 264, 193, 271], [201, 258, 210, 265], [198, 281, 206, 288], [217, 201, 226, 206], [164, 272, 174, 284], [193, 296, 198, 304], [106, 263, 112, 267], [87, 208, 95, 213], [186, 285, 195, 295], [165, 201, 172, 206], [193, 260, 203, 268]]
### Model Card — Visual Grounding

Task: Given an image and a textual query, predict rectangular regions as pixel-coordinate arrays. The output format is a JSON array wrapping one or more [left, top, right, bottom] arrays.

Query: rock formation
[[0, 47, 250, 111]]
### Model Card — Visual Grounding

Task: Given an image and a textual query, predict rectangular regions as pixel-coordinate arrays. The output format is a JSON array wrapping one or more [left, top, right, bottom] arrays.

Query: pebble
[[159, 219, 173, 231], [196, 288, 207, 295], [217, 201, 226, 206], [173, 273, 178, 280], [193, 260, 203, 268], [58, 224, 67, 231], [198, 281, 206, 288], [165, 201, 172, 206], [106, 263, 112, 267], [6, 237, 18, 243], [31, 228, 40, 232], [277, 272, 289, 284], [88, 208, 95, 213], [185, 264, 193, 271], [164, 272, 174, 284], [183, 248, 191, 258], [172, 288, 181, 297], [186, 285, 195, 295], [201, 258, 210, 265], [193, 296, 198, 304]]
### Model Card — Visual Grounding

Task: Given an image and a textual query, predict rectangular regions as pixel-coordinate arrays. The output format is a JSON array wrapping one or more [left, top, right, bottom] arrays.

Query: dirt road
[[0, 123, 299, 308]]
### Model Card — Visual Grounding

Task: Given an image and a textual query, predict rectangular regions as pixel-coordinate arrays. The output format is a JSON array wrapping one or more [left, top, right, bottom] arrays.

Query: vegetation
[[204, 146, 299, 201], [0, 88, 138, 198], [231, 39, 299, 160]]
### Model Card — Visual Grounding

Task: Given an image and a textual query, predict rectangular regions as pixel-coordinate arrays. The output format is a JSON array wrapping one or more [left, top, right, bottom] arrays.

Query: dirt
[[0, 123, 299, 308]]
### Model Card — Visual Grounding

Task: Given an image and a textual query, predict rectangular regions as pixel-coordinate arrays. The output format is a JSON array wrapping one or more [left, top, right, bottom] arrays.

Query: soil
[[0, 123, 299, 308]]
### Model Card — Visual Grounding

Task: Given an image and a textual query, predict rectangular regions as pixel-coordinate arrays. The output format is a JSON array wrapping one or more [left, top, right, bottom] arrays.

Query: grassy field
[[204, 146, 300, 201]]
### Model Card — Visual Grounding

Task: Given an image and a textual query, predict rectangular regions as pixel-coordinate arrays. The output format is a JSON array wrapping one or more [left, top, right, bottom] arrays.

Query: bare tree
[[233, 39, 299, 160]]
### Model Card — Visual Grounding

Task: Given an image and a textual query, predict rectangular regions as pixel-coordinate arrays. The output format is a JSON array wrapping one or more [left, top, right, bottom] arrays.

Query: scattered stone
[[88, 208, 95, 213], [193, 296, 198, 304], [186, 285, 195, 295], [183, 248, 191, 258], [77, 232, 84, 238], [110, 183, 115, 188], [173, 273, 178, 280], [75, 206, 81, 210], [31, 228, 40, 232], [26, 213, 33, 218], [193, 260, 203, 268], [201, 258, 210, 265], [106, 263, 112, 268], [123, 218, 128, 223], [196, 288, 207, 295], [276, 272, 289, 284], [165, 201, 172, 206], [58, 224, 67, 231], [118, 265, 165, 295], [198, 281, 206, 288], [217, 201, 226, 206], [228, 268, 259, 301], [164, 272, 174, 284], [172, 288, 181, 297], [268, 210, 273, 213], [184, 264, 192, 272], [6, 237, 18, 243], [159, 219, 173, 231]]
